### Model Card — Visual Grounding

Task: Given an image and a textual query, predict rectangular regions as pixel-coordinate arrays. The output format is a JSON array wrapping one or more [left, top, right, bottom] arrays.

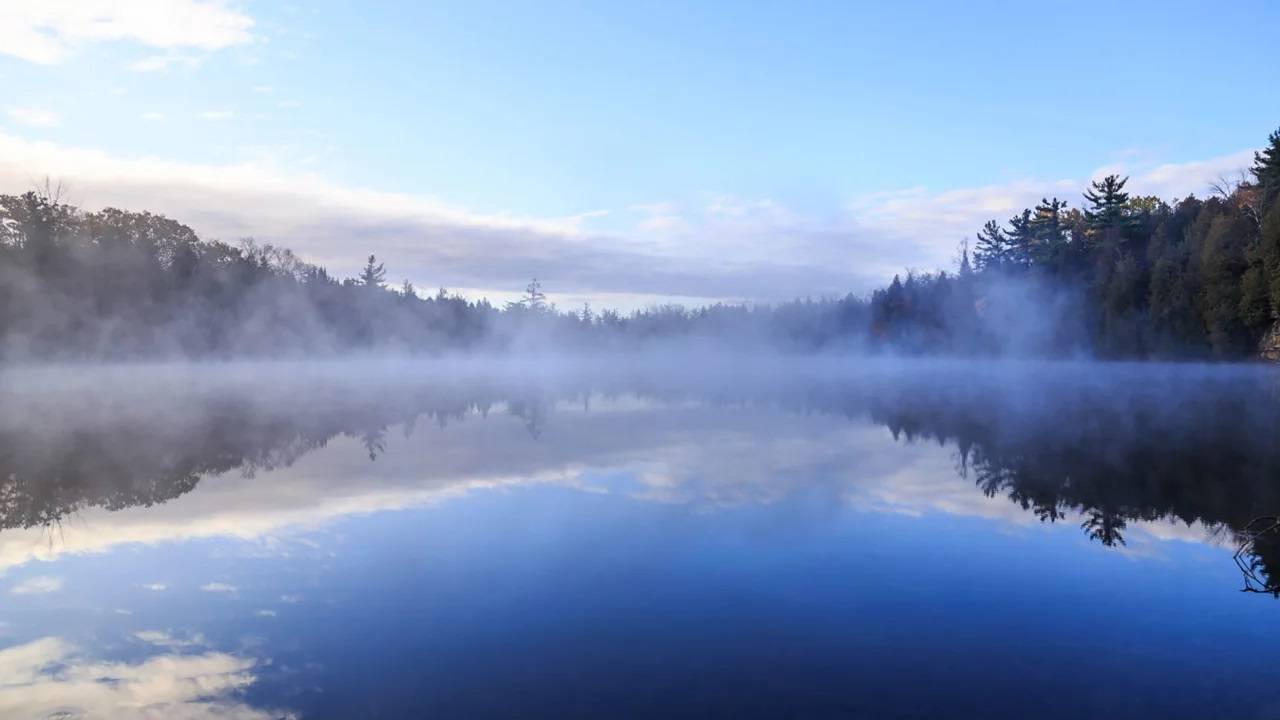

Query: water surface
[[3, 359, 1280, 719]]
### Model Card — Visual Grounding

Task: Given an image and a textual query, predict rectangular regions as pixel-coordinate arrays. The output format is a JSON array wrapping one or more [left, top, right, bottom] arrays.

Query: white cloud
[[848, 149, 1259, 275], [10, 575, 62, 595], [0, 0, 255, 65], [128, 53, 204, 72], [200, 582, 237, 593], [0, 636, 290, 719], [199, 109, 236, 121], [253, 609, 277, 617], [139, 112, 167, 122], [6, 107, 60, 128], [276, 99, 302, 109], [0, 130, 1259, 306], [134, 629, 207, 648], [141, 582, 168, 591]]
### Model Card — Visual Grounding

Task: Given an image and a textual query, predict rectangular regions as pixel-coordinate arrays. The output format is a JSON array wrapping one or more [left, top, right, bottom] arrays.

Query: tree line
[[870, 126, 1280, 358], [2, 126, 1279, 360], [0, 187, 868, 359]]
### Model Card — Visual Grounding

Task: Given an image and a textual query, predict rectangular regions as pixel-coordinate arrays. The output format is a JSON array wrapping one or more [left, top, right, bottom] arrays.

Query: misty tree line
[[870, 126, 1280, 358], [0, 190, 867, 359], [1, 125, 1279, 360]]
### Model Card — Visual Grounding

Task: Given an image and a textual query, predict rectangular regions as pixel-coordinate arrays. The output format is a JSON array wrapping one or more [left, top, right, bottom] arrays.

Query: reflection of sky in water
[[3, 380, 1280, 718]]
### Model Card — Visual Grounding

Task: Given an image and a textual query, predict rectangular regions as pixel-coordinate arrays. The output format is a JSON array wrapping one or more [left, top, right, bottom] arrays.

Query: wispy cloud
[[141, 582, 168, 591], [0, 130, 1258, 308], [5, 107, 59, 128], [0, 1, 255, 65], [128, 53, 204, 72], [139, 112, 167, 122], [0, 636, 283, 718], [199, 109, 236, 121], [134, 629, 207, 649], [10, 576, 62, 595], [200, 582, 237, 593]]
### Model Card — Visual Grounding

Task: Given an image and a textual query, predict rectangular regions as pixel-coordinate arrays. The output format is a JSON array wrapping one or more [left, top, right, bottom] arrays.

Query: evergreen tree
[[359, 254, 387, 289], [1030, 197, 1070, 266], [1006, 209, 1036, 269], [1198, 206, 1255, 355], [1261, 200, 1280, 317], [1083, 175, 1132, 235], [1253, 127, 1280, 211], [973, 220, 1011, 271]]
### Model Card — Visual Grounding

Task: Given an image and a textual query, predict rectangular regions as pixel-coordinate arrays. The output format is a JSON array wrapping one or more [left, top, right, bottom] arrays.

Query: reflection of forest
[[3, 364, 1280, 593], [0, 382, 534, 531]]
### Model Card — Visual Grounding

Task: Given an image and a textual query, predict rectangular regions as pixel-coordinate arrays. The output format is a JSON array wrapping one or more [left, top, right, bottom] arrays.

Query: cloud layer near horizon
[[0, 131, 1256, 309]]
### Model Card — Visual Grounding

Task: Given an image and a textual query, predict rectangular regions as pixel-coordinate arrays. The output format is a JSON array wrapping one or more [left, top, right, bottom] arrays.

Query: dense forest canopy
[[2, 126, 1280, 360]]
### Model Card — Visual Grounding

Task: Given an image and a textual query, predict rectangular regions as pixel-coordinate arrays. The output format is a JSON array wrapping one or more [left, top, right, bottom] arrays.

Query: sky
[[1, 0, 1278, 309]]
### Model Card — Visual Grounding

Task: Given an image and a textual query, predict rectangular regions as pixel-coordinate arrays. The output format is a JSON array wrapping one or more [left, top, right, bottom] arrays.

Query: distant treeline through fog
[[2, 126, 1280, 360]]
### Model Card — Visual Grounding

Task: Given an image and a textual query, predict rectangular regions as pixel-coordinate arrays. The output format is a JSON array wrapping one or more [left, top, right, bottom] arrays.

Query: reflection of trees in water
[[507, 399, 547, 438], [854, 370, 1280, 594], [1234, 518, 1280, 595], [0, 385, 558, 532], [4, 365, 1280, 595]]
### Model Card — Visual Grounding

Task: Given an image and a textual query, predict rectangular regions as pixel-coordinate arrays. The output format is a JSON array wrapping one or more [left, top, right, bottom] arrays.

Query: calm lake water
[[3, 358, 1280, 719]]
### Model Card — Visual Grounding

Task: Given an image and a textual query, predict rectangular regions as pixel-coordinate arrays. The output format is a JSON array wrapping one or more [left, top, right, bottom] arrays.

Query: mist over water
[[4, 2, 1280, 717], [4, 355, 1280, 718]]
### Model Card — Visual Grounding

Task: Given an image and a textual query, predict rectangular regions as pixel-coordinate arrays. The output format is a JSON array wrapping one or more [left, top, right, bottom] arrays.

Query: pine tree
[[1006, 209, 1035, 268], [957, 239, 974, 278], [1253, 128, 1280, 211], [359, 254, 386, 289], [973, 220, 1011, 271], [524, 278, 547, 311], [1030, 197, 1069, 265], [1083, 174, 1132, 235]]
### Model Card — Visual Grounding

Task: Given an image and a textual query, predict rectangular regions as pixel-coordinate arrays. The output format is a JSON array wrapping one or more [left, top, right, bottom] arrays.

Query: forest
[[1, 126, 1278, 361]]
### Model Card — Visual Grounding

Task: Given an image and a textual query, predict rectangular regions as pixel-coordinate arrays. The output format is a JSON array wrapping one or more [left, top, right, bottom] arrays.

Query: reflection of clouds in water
[[0, 637, 291, 720], [0, 391, 1238, 574], [10, 575, 63, 595], [200, 582, 238, 594], [0, 401, 920, 572], [134, 630, 207, 649]]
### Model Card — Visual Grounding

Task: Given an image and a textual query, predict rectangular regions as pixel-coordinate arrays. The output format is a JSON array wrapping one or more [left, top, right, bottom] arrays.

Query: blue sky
[[1, 1, 1278, 308]]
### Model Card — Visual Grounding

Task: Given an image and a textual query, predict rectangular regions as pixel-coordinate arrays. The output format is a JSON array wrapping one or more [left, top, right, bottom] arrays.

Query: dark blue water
[[3, 359, 1280, 718]]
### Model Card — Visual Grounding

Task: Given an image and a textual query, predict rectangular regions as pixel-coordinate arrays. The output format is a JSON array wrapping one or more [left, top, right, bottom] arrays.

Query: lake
[[3, 357, 1280, 719]]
